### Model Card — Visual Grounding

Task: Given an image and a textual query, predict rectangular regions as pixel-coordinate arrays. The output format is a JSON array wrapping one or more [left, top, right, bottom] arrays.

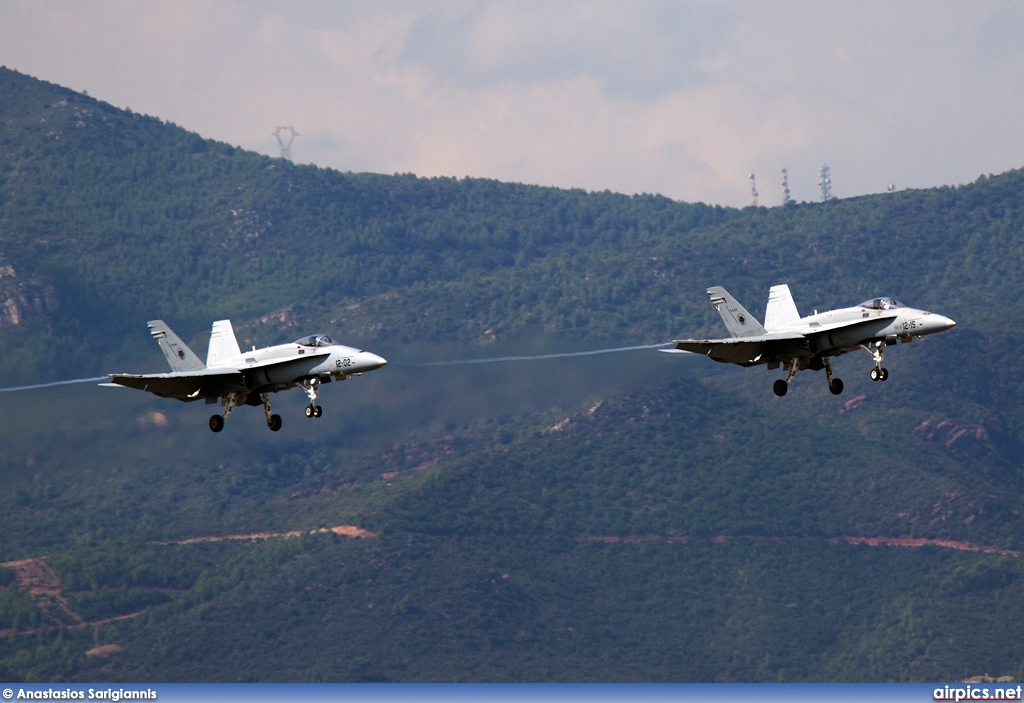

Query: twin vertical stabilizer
[[764, 284, 801, 331], [148, 320, 206, 372], [707, 286, 767, 338], [207, 320, 242, 367]]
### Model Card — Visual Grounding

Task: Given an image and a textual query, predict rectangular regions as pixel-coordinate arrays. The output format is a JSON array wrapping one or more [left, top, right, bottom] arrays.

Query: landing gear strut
[[300, 378, 323, 419], [261, 392, 282, 431], [862, 341, 889, 382], [773, 358, 801, 396], [209, 392, 243, 432], [824, 356, 843, 395]]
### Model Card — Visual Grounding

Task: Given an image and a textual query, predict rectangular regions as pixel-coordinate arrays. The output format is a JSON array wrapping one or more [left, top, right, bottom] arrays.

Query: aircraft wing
[[108, 350, 335, 401], [670, 332, 805, 365], [669, 314, 902, 366], [109, 368, 247, 401]]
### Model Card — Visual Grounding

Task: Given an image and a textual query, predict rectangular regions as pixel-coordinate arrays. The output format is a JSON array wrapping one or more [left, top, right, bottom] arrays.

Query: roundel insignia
[[177, 349, 185, 359], [738, 315, 746, 325]]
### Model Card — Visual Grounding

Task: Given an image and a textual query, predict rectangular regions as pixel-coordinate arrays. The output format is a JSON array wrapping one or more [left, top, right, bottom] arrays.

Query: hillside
[[1, 67, 1024, 682]]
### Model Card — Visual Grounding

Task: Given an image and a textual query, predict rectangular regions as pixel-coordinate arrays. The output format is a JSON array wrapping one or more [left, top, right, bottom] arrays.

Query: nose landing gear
[[299, 378, 324, 419], [862, 341, 889, 382]]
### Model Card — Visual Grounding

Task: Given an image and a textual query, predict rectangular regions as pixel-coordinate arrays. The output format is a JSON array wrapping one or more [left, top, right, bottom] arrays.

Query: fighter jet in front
[[663, 285, 955, 396], [106, 320, 387, 431]]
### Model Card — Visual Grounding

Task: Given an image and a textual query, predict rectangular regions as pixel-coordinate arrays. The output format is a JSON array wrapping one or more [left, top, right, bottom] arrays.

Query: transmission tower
[[781, 168, 791, 206], [273, 126, 299, 160], [818, 164, 832, 201], [749, 173, 758, 207]]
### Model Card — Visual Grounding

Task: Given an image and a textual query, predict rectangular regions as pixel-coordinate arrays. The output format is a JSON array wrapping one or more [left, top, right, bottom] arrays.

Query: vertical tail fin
[[764, 284, 802, 331], [147, 320, 205, 372], [207, 319, 242, 367], [707, 286, 767, 338]]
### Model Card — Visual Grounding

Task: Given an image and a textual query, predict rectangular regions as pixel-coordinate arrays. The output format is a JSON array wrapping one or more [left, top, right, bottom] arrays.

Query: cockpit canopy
[[294, 334, 337, 347], [859, 297, 905, 310]]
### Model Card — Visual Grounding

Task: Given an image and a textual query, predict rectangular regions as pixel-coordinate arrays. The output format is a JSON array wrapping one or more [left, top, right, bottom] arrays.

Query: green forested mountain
[[2, 67, 1024, 682]]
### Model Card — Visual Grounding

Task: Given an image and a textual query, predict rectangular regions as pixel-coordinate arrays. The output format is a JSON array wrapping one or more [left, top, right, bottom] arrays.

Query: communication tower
[[818, 164, 832, 201], [781, 168, 791, 206], [274, 126, 299, 160], [749, 173, 758, 207]]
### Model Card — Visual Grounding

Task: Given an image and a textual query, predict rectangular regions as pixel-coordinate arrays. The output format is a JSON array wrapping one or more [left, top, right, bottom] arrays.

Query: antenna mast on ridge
[[818, 164, 832, 201], [273, 126, 299, 161], [749, 173, 758, 207], [781, 168, 791, 206]]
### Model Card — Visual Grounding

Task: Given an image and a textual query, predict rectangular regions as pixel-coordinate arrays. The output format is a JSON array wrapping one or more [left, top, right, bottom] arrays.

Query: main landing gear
[[262, 392, 282, 432], [772, 356, 843, 396], [774, 358, 800, 396], [208, 392, 282, 432], [300, 378, 323, 420], [862, 341, 889, 382], [823, 356, 843, 395]]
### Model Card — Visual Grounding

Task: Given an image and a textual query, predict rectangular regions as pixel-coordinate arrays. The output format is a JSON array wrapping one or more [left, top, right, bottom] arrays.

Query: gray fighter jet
[[107, 320, 387, 431], [663, 285, 955, 396]]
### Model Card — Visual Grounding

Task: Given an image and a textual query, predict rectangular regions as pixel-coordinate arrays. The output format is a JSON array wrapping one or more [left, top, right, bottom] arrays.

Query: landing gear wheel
[[829, 378, 844, 395], [773, 379, 788, 397], [268, 414, 282, 431], [313, 405, 322, 418], [879, 367, 889, 381], [209, 415, 224, 433], [870, 367, 881, 382], [305, 405, 315, 418]]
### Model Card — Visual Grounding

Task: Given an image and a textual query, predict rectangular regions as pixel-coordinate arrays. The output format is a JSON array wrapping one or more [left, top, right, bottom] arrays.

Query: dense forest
[[2, 66, 1024, 682]]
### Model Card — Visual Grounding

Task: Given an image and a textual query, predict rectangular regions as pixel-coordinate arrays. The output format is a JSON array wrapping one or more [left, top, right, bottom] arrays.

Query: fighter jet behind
[[664, 285, 955, 396], [107, 320, 387, 431]]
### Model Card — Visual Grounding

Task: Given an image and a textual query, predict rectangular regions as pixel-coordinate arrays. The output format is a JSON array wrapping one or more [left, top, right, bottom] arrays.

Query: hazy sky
[[2, 1, 1023, 207]]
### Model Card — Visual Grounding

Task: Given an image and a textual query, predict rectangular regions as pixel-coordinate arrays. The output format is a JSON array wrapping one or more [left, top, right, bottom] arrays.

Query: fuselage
[[780, 301, 956, 358], [216, 337, 388, 396]]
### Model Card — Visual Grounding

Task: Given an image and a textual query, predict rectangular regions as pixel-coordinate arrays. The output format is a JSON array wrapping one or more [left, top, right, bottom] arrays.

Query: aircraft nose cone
[[364, 352, 387, 370], [937, 315, 956, 330]]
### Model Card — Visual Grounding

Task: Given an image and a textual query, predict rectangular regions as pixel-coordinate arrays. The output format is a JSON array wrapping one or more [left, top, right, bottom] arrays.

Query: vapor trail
[[0, 342, 676, 391], [0, 376, 109, 393], [401, 342, 674, 367]]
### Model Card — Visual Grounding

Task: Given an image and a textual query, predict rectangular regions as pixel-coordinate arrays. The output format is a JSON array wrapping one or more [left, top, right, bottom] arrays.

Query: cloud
[[2, 1, 1024, 206]]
